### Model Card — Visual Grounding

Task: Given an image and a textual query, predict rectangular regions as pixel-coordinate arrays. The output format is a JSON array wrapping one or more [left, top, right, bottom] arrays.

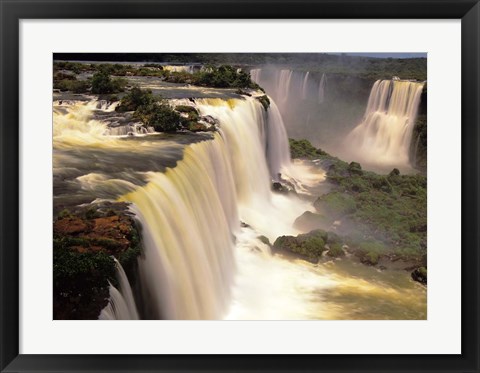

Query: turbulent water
[[53, 90, 426, 320], [345, 79, 425, 170]]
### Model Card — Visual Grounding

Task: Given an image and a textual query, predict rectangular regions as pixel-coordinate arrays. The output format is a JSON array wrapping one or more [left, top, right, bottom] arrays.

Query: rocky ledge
[[53, 202, 142, 320]]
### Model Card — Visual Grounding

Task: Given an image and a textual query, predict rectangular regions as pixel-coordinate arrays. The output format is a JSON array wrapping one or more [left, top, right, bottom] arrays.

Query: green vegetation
[[53, 205, 143, 319], [91, 71, 127, 94], [326, 242, 345, 258], [411, 115, 427, 172], [314, 192, 357, 219], [116, 87, 154, 112], [116, 88, 215, 132], [273, 229, 344, 263], [134, 102, 181, 132], [54, 78, 91, 93], [53, 61, 262, 90], [289, 138, 427, 267], [53, 240, 116, 319], [116, 88, 181, 132], [195, 65, 260, 89], [54, 53, 427, 81], [288, 138, 328, 159]]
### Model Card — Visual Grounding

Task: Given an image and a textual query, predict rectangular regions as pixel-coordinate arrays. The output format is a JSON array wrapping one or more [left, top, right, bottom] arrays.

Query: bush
[[274, 234, 326, 263], [53, 241, 116, 319], [116, 87, 155, 112], [91, 71, 127, 94], [355, 240, 386, 265], [326, 242, 345, 257], [195, 65, 261, 89], [134, 102, 181, 132], [289, 138, 319, 159], [54, 79, 91, 93]]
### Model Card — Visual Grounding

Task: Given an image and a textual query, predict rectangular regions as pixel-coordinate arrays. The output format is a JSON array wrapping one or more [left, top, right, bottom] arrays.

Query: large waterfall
[[345, 79, 425, 168], [118, 97, 301, 319]]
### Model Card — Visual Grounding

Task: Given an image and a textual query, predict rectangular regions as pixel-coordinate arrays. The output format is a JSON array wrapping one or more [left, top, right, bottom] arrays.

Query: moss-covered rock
[[293, 211, 332, 232], [273, 229, 345, 264], [314, 192, 356, 219], [411, 267, 427, 285], [326, 242, 346, 258], [256, 95, 270, 111]]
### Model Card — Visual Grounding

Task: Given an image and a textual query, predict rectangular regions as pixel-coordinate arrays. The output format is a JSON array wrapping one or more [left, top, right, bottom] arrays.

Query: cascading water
[[119, 97, 309, 319], [318, 73, 326, 104], [53, 100, 153, 147], [302, 71, 310, 100], [345, 79, 425, 168], [54, 90, 427, 321], [250, 68, 261, 83], [99, 259, 139, 320], [276, 69, 293, 103]]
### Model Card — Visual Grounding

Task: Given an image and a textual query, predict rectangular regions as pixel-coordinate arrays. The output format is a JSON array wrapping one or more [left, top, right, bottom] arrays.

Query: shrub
[[53, 241, 116, 319], [134, 102, 181, 132], [54, 79, 91, 93], [116, 87, 155, 112], [326, 242, 345, 257], [91, 71, 127, 94], [289, 138, 319, 159], [273, 230, 329, 263]]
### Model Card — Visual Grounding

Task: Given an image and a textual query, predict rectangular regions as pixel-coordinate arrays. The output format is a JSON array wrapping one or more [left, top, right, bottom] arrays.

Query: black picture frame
[[1, 0, 479, 372]]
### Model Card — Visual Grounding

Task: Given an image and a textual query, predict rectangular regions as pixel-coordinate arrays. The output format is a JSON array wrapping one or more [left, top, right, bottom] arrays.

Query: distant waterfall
[[120, 97, 293, 319], [346, 79, 425, 168], [163, 65, 195, 73], [250, 68, 261, 83], [318, 73, 326, 103], [276, 69, 293, 103], [99, 259, 139, 320], [302, 72, 310, 100]]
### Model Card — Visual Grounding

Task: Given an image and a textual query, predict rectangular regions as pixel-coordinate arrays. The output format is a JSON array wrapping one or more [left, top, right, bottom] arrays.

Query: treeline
[[53, 62, 262, 93], [54, 53, 427, 81]]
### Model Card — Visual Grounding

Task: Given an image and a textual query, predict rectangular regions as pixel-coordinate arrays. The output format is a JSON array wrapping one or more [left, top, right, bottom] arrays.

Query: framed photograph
[[1, 0, 479, 372]]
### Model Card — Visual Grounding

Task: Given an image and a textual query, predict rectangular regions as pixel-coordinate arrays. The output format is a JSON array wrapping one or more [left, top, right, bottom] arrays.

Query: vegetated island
[[271, 138, 427, 285]]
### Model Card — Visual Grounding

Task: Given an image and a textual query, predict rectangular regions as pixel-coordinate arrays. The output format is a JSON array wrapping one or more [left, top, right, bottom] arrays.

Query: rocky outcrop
[[411, 267, 427, 285], [53, 202, 142, 320]]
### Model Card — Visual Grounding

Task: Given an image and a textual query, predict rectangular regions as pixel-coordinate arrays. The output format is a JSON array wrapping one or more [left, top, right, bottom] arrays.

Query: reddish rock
[[54, 217, 87, 235]]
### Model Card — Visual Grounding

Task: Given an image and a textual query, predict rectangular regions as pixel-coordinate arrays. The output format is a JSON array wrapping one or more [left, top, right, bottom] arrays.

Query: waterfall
[[302, 72, 310, 100], [266, 99, 292, 179], [163, 65, 195, 73], [318, 73, 326, 104], [276, 69, 293, 103], [250, 68, 261, 84], [99, 259, 139, 320], [119, 97, 298, 319], [346, 79, 425, 168]]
